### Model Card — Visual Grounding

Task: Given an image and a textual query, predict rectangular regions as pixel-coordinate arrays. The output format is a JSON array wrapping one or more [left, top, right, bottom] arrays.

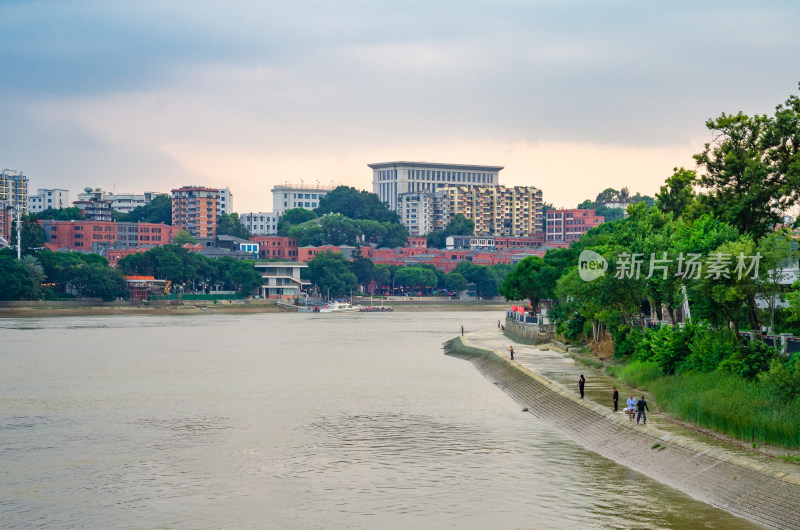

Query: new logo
[[579, 250, 607, 281]]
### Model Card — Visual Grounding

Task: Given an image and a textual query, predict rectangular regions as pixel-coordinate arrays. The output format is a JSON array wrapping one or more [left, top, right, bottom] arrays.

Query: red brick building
[[545, 209, 604, 242], [171, 186, 219, 237], [40, 220, 177, 252], [249, 235, 299, 260]]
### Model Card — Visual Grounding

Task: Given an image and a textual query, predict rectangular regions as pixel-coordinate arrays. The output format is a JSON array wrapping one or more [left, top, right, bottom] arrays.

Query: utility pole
[[14, 202, 21, 260]]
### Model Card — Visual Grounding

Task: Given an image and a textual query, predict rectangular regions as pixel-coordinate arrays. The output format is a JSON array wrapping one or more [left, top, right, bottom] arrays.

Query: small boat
[[317, 300, 362, 313]]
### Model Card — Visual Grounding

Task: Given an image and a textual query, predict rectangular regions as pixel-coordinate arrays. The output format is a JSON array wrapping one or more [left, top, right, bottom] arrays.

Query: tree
[[656, 167, 698, 216], [217, 213, 251, 239], [11, 216, 45, 254], [316, 186, 399, 223], [277, 208, 318, 236], [20, 255, 45, 297], [499, 256, 557, 311], [32, 206, 84, 221], [427, 214, 475, 248], [378, 221, 409, 248], [0, 251, 36, 300], [119, 194, 172, 224], [172, 230, 197, 246], [306, 251, 359, 298], [350, 248, 376, 289], [216, 257, 262, 294], [70, 262, 126, 301], [445, 272, 468, 292], [694, 87, 800, 240]]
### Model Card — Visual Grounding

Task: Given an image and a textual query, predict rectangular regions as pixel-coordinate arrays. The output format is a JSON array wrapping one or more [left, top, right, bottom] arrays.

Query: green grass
[[608, 361, 800, 449], [649, 372, 800, 449]]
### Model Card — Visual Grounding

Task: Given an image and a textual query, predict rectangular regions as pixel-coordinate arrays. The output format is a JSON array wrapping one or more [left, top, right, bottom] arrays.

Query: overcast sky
[[2, 0, 799, 211]]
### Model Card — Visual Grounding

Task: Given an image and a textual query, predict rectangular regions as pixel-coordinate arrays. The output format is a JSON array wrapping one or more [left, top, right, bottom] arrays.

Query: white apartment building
[[240, 211, 281, 235], [443, 184, 543, 237], [75, 189, 167, 214], [217, 187, 232, 216], [396, 191, 451, 236], [0, 169, 29, 214], [369, 161, 503, 212], [28, 188, 70, 213], [271, 184, 333, 215]]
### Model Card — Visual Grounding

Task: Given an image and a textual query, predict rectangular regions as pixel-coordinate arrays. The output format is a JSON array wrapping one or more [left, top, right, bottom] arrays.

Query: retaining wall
[[445, 336, 800, 530], [503, 316, 553, 344]]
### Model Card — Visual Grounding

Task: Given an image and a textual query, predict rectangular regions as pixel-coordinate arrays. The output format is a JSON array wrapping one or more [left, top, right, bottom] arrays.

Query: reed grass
[[652, 372, 800, 448]]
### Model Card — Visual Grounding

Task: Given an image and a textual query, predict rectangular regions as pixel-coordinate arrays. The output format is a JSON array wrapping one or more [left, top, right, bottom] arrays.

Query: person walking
[[497, 320, 501, 330], [509, 346, 514, 360], [461, 325, 464, 336], [612, 386, 619, 412], [636, 395, 650, 425], [578, 374, 585, 399], [626, 394, 637, 420]]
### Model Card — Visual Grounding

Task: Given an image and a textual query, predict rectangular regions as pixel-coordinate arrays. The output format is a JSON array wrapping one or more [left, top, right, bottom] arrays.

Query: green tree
[[217, 213, 251, 239], [350, 248, 376, 289], [656, 167, 698, 216], [119, 194, 172, 224], [10, 216, 45, 254], [32, 206, 84, 221], [306, 251, 359, 298], [216, 257, 262, 294], [445, 272, 468, 292], [70, 262, 126, 301], [694, 87, 800, 240], [172, 230, 197, 246], [427, 214, 475, 248], [0, 250, 36, 300], [316, 186, 399, 223], [277, 208, 319, 236]]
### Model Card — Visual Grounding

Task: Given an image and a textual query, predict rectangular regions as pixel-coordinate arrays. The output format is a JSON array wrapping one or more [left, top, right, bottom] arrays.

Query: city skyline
[[2, 1, 799, 213]]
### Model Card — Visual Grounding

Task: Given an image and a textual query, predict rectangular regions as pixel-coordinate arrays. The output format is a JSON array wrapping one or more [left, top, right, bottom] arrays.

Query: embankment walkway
[[446, 331, 800, 530]]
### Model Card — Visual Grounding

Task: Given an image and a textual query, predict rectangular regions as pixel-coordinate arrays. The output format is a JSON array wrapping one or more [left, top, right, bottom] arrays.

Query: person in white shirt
[[626, 395, 637, 420]]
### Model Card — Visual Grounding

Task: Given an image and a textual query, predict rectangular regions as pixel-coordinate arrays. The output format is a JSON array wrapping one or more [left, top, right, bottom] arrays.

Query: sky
[[2, 0, 799, 212]]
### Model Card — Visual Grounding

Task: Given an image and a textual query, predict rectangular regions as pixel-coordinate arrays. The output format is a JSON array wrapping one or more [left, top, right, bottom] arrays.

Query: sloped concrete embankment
[[444, 336, 800, 530]]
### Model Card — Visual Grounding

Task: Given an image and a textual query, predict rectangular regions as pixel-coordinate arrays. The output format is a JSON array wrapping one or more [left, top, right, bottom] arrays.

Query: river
[[0, 311, 756, 529]]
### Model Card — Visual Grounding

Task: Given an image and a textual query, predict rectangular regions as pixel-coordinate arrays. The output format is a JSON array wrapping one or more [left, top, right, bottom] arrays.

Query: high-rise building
[[0, 169, 29, 215], [369, 161, 503, 211], [271, 183, 333, 215], [443, 185, 543, 237], [171, 186, 219, 237], [28, 188, 70, 213], [217, 187, 232, 216], [546, 209, 605, 242], [396, 191, 451, 236]]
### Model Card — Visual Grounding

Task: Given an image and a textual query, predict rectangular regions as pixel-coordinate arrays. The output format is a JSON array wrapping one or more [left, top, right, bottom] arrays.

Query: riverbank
[[446, 331, 800, 530], [0, 299, 508, 317]]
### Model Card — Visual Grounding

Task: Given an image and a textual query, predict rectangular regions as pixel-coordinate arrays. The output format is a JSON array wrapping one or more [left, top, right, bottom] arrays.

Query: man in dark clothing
[[636, 396, 649, 424], [612, 386, 619, 411], [578, 375, 585, 399], [509, 346, 514, 360]]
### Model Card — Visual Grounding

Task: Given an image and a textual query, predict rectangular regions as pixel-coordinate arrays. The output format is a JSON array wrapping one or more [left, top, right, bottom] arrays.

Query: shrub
[[617, 361, 664, 389]]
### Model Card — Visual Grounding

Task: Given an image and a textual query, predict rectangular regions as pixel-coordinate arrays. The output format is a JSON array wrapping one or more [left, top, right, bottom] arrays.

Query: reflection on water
[[0, 312, 756, 529]]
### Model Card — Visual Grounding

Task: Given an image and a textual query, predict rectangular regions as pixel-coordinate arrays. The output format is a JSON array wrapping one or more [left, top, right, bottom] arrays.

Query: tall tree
[[656, 167, 698, 216], [120, 194, 172, 224], [316, 186, 399, 223], [217, 213, 251, 239], [306, 251, 359, 298]]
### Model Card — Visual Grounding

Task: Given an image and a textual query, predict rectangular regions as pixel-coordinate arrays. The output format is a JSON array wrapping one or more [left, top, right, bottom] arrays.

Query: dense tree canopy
[[306, 251, 359, 299], [217, 213, 251, 239], [427, 214, 476, 248], [315, 186, 399, 223], [119, 194, 172, 224]]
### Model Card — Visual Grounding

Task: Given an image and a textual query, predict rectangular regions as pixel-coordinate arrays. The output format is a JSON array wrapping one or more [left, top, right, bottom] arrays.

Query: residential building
[[0, 207, 12, 245], [271, 183, 333, 215], [369, 161, 503, 212], [444, 184, 543, 237], [396, 191, 452, 236], [28, 188, 70, 213], [75, 189, 167, 214], [546, 209, 605, 242], [240, 212, 280, 235], [40, 220, 177, 252], [73, 189, 113, 221], [250, 235, 299, 260], [0, 169, 29, 214], [171, 186, 219, 237], [217, 187, 232, 216], [254, 261, 309, 299]]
